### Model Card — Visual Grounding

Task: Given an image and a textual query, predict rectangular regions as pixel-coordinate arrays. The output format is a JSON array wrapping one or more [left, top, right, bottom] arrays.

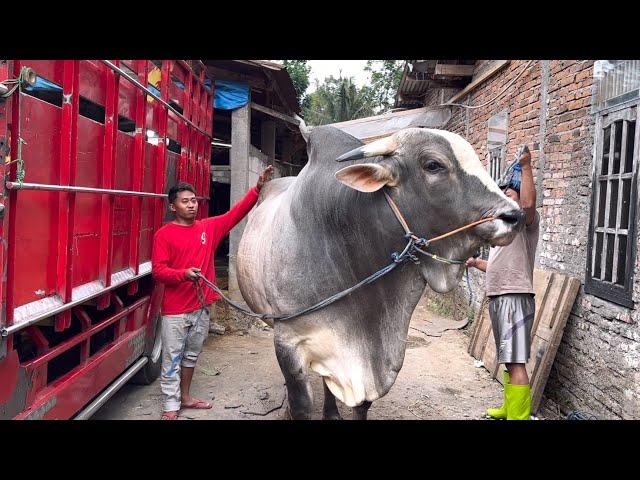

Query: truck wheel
[[130, 313, 162, 385]]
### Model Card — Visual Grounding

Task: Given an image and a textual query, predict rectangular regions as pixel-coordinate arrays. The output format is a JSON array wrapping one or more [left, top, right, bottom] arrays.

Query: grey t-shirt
[[486, 211, 540, 297]]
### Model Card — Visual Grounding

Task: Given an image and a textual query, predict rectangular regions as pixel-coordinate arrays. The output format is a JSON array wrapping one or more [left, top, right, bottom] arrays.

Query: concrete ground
[[91, 294, 537, 421]]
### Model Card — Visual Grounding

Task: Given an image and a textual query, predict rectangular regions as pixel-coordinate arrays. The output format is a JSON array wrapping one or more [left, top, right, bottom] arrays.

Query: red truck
[[0, 59, 213, 419]]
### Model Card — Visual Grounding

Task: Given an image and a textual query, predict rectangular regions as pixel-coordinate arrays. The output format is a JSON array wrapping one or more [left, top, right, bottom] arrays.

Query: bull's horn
[[293, 114, 310, 143], [335, 135, 398, 162]]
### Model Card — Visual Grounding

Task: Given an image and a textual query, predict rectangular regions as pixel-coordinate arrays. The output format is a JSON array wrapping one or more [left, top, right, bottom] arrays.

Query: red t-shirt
[[151, 187, 259, 315]]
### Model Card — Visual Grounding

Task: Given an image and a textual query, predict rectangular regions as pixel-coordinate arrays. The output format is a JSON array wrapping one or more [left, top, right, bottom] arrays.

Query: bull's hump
[[309, 125, 364, 165]]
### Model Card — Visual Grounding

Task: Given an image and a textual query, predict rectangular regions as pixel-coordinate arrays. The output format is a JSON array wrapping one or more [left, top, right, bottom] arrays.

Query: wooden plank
[[250, 102, 299, 125], [435, 63, 475, 77], [529, 277, 581, 413], [469, 298, 493, 359], [263, 68, 297, 115], [468, 295, 488, 356], [204, 66, 267, 90], [481, 324, 499, 378], [446, 60, 510, 105], [531, 270, 553, 334], [537, 273, 568, 338]]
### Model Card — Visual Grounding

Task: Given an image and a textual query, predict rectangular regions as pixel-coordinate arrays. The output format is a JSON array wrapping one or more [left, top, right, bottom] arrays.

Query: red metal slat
[[74, 308, 92, 362], [5, 60, 22, 328], [204, 81, 214, 202], [25, 325, 49, 355], [98, 60, 120, 310], [78, 61, 107, 109], [0, 60, 10, 331], [186, 70, 195, 186], [153, 61, 171, 232], [177, 67, 191, 184], [194, 70, 205, 201], [193, 74, 202, 128], [128, 60, 148, 282], [55, 61, 79, 332]]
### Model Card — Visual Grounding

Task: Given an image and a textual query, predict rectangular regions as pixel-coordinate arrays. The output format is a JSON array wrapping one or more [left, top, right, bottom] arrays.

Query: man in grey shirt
[[466, 145, 539, 420]]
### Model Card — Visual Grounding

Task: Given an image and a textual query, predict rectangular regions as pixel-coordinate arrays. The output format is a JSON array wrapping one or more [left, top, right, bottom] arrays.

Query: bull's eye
[[424, 160, 445, 173]]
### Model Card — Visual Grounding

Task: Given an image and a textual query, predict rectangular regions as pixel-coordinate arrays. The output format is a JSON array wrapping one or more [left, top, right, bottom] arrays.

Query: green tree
[[282, 60, 311, 107], [364, 60, 405, 114], [303, 76, 374, 126]]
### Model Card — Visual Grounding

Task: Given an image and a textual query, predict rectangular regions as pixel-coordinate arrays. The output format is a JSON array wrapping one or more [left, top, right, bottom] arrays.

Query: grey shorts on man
[[160, 306, 210, 411], [488, 293, 535, 364]]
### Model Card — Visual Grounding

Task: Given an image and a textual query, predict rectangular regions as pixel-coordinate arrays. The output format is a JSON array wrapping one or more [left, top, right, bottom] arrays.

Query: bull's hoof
[[322, 413, 343, 421], [279, 406, 293, 421]]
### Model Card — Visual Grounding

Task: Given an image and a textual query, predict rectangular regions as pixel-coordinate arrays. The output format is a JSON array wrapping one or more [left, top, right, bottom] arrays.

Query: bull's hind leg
[[352, 401, 372, 420], [274, 336, 314, 420], [322, 380, 343, 420]]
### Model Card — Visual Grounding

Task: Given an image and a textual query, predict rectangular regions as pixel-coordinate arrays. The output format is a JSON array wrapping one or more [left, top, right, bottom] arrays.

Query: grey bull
[[236, 125, 524, 420]]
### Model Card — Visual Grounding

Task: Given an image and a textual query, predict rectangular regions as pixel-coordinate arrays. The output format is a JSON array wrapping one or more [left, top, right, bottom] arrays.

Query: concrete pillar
[[281, 134, 294, 177], [228, 102, 251, 301], [260, 120, 276, 164]]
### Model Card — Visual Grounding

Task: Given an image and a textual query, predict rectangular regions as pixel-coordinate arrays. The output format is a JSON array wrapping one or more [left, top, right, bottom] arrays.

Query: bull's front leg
[[352, 401, 372, 420], [274, 336, 314, 420], [322, 380, 343, 420]]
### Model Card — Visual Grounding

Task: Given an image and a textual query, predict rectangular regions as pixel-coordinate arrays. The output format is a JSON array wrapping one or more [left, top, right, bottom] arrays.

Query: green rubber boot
[[486, 371, 510, 420], [505, 383, 531, 420]]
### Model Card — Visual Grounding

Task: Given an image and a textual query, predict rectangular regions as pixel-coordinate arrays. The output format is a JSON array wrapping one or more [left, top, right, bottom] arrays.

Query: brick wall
[[437, 60, 640, 419]]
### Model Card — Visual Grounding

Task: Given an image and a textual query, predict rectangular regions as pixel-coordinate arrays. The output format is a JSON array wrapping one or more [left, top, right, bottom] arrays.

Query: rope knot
[[414, 237, 429, 248]]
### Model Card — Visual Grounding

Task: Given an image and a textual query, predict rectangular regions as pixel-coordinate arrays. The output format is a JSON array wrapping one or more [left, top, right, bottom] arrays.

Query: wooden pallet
[[468, 269, 581, 413]]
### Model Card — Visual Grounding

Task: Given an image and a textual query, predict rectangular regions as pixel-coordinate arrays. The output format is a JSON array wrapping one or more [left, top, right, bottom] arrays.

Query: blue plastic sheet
[[213, 79, 249, 110]]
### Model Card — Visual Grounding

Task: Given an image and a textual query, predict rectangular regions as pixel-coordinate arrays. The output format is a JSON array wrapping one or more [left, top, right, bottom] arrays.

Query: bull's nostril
[[499, 214, 518, 224], [497, 209, 525, 225]]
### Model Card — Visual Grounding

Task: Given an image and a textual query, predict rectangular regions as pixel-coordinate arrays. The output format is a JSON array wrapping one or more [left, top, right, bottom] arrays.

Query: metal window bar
[[591, 118, 606, 278], [592, 113, 638, 287], [611, 120, 628, 283], [488, 146, 504, 181], [599, 121, 616, 280]]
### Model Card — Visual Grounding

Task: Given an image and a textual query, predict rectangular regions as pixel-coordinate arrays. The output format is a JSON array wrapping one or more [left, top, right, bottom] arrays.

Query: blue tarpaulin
[[213, 79, 249, 110]]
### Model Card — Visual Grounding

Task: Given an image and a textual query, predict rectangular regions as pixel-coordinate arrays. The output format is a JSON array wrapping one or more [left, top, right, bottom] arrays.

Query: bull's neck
[[292, 169, 428, 303]]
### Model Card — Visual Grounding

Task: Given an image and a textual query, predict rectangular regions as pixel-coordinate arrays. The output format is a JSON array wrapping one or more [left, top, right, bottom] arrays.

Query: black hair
[[168, 182, 196, 204]]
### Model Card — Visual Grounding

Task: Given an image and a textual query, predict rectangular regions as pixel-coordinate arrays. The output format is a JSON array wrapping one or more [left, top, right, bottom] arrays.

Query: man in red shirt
[[152, 166, 272, 420]]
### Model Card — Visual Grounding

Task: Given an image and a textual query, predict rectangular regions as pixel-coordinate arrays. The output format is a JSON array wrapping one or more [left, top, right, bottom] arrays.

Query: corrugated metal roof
[[395, 60, 475, 108], [328, 106, 452, 142]]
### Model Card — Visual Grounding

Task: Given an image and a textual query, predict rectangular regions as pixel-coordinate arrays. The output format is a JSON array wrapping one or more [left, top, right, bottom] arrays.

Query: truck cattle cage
[[0, 59, 213, 419]]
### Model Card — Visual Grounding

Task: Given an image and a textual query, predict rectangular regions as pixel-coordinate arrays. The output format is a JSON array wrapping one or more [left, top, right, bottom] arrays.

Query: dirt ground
[[91, 293, 545, 421]]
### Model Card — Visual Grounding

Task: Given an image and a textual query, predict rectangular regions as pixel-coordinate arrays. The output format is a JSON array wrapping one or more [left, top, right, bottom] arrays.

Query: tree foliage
[[282, 60, 311, 105], [300, 60, 405, 126]]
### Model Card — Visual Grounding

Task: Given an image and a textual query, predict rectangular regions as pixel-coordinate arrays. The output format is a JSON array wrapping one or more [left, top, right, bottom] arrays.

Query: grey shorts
[[488, 293, 535, 364]]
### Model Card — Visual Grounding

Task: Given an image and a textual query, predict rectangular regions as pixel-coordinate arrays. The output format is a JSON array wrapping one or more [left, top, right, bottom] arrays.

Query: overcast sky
[[306, 60, 371, 93]]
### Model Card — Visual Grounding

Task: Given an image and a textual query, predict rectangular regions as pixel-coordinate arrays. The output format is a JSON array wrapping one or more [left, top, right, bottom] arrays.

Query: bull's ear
[[335, 163, 397, 193]]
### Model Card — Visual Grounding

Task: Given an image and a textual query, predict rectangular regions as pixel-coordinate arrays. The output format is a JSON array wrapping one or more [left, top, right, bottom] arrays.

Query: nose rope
[[383, 191, 497, 306], [383, 191, 496, 252]]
